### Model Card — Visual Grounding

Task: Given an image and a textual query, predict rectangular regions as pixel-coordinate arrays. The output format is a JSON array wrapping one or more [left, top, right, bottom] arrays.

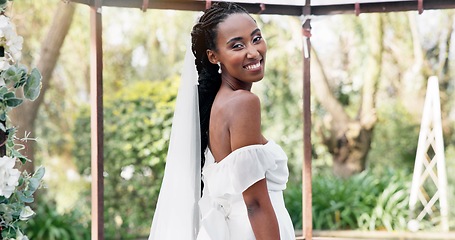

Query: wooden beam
[[310, 230, 455, 239], [101, 0, 206, 11], [70, 0, 455, 15], [90, 0, 104, 239], [311, 0, 455, 15], [302, 1, 312, 240]]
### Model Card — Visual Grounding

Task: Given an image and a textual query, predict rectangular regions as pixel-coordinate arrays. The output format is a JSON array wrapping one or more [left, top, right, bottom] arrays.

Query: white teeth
[[245, 62, 260, 70]]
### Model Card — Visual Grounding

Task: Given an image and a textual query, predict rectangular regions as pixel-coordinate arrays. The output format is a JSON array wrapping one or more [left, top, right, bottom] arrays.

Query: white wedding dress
[[197, 140, 295, 240], [148, 43, 295, 240]]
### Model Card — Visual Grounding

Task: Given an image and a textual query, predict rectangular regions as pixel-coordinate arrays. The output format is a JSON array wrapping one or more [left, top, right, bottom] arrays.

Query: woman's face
[[209, 13, 267, 83]]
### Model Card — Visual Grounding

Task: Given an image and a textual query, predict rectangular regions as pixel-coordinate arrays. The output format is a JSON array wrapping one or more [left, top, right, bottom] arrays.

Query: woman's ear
[[206, 49, 218, 65]]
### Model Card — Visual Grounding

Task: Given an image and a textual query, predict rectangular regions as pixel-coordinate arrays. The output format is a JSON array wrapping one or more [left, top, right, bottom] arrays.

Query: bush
[[368, 103, 420, 171], [72, 78, 178, 239], [286, 169, 413, 231], [284, 181, 303, 230], [23, 200, 90, 240], [357, 172, 410, 231]]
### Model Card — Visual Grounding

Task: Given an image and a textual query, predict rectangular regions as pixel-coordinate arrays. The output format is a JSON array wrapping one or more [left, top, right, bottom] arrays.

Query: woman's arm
[[243, 179, 280, 240], [229, 91, 280, 239]]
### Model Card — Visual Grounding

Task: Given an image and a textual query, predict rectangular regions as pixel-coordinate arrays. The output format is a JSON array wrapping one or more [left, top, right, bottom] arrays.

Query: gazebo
[[68, 0, 455, 239]]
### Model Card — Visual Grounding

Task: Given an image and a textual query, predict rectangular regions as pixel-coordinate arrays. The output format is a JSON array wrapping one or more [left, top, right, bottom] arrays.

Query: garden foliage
[[0, 1, 44, 239], [73, 78, 178, 239], [23, 200, 90, 240], [285, 169, 412, 231]]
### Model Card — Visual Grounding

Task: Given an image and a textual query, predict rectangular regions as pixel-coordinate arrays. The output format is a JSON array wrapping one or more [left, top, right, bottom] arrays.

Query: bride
[[149, 2, 295, 239]]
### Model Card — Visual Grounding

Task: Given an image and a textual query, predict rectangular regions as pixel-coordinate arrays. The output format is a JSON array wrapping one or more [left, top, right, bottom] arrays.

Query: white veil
[[148, 43, 201, 240]]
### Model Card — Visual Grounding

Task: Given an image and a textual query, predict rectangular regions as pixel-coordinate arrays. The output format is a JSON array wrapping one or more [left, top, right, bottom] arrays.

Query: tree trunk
[[312, 14, 383, 177], [331, 124, 373, 178], [11, 2, 76, 173]]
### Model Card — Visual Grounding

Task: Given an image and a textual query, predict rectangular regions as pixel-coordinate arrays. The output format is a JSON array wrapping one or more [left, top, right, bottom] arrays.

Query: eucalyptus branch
[[0, 2, 44, 239]]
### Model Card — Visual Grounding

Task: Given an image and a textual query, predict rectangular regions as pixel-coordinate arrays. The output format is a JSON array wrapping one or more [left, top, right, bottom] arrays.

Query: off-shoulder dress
[[197, 140, 295, 240]]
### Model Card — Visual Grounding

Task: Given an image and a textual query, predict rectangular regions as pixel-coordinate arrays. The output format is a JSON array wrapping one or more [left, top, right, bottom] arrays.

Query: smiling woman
[[206, 13, 266, 88], [149, 2, 295, 240]]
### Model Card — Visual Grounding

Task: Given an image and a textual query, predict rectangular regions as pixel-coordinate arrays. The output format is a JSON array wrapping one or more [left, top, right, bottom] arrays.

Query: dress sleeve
[[203, 145, 278, 197]]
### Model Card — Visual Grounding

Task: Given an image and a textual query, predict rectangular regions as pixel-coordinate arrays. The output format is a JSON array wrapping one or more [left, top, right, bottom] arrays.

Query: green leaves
[[0, 4, 42, 239], [1, 65, 27, 87], [73, 79, 178, 239], [24, 68, 42, 101], [24, 201, 91, 240], [27, 166, 45, 194], [1, 90, 22, 108], [5, 98, 22, 107], [302, 169, 413, 231], [0, 64, 42, 172], [14, 166, 46, 204], [0, 64, 43, 238], [0, 65, 41, 113], [10, 148, 28, 164], [0, 166, 46, 239], [0, 0, 8, 10], [16, 190, 34, 203]]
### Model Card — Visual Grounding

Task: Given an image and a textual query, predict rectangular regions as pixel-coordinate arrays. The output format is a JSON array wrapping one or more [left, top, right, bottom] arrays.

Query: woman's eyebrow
[[251, 28, 260, 36], [226, 28, 261, 45]]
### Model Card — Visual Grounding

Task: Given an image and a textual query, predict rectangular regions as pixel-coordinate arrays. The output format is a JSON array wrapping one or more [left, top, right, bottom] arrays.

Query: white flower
[[0, 156, 20, 198], [0, 59, 9, 71], [7, 229, 29, 240], [7, 34, 23, 60], [0, 15, 9, 29], [0, 15, 23, 70], [19, 206, 35, 220]]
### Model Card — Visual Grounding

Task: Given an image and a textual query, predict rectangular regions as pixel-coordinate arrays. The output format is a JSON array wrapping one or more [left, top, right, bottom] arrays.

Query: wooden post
[[90, 0, 104, 239], [302, 1, 312, 239], [409, 76, 449, 232]]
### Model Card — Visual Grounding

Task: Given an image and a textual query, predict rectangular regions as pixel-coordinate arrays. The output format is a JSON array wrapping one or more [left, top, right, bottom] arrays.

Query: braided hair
[[191, 2, 249, 171]]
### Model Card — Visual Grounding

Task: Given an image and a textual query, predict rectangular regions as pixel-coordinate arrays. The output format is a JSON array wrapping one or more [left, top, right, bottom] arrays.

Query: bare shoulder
[[229, 90, 261, 113], [227, 90, 264, 150]]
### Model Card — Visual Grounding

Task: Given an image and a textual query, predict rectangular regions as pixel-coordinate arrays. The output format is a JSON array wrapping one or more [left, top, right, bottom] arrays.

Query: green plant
[[284, 181, 303, 230], [357, 172, 410, 230], [368, 102, 420, 171], [73, 78, 178, 239], [0, 1, 11, 12], [23, 200, 90, 240], [309, 169, 412, 230], [0, 2, 44, 239]]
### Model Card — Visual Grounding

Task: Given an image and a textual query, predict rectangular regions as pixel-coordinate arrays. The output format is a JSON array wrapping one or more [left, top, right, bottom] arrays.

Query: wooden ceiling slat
[[70, 0, 455, 15]]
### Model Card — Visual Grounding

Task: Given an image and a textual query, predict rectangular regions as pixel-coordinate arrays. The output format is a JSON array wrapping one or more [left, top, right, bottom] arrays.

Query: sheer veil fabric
[[148, 43, 201, 240]]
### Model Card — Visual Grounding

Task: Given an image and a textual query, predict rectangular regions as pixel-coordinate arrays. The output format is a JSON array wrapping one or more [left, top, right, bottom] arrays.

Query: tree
[[256, 15, 304, 178], [387, 11, 455, 139], [312, 14, 384, 177], [101, 8, 195, 92], [310, 10, 455, 177], [10, 1, 76, 174]]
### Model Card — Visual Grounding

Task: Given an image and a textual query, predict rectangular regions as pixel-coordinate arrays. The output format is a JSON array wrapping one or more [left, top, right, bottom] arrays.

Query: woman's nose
[[246, 45, 260, 59]]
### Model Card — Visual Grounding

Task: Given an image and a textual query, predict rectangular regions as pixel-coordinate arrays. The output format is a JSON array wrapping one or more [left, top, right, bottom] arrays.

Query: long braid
[[191, 3, 249, 180]]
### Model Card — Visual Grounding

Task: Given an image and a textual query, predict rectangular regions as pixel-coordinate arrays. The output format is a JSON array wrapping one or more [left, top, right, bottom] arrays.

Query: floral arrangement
[[0, 15, 22, 71], [0, 0, 44, 239]]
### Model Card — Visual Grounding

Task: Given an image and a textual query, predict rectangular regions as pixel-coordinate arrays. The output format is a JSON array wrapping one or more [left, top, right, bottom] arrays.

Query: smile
[[244, 61, 261, 71]]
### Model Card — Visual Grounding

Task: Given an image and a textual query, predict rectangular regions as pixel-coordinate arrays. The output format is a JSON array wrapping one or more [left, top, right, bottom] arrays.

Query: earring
[[217, 62, 222, 74]]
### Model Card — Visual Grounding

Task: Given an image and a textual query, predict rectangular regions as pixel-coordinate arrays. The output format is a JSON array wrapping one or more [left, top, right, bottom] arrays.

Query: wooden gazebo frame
[[68, 0, 455, 239]]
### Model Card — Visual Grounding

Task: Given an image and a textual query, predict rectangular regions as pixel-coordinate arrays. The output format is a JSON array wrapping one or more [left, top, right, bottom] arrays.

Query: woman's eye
[[233, 43, 244, 49], [253, 36, 262, 43]]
